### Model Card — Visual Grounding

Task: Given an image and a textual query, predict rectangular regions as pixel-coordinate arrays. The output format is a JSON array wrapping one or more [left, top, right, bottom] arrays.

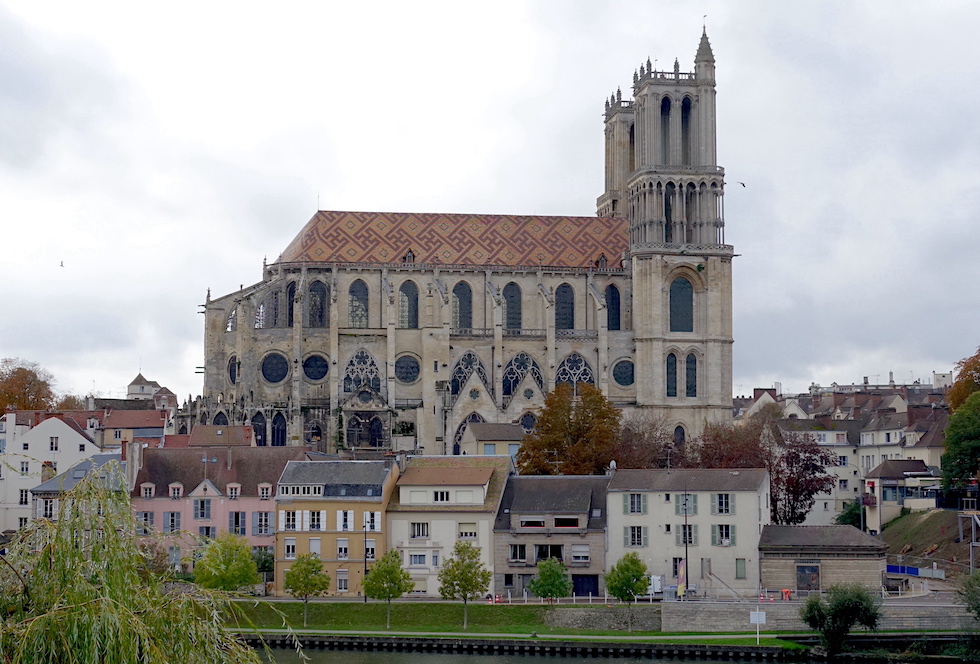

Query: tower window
[[686, 354, 697, 397], [666, 353, 677, 397], [669, 277, 693, 332]]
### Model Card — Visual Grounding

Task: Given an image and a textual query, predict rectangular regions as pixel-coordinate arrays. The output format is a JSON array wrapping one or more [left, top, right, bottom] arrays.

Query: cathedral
[[185, 30, 733, 454]]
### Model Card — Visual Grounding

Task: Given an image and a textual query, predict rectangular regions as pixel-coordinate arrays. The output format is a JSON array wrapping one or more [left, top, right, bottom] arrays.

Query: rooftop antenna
[[703, 14, 707, 29]]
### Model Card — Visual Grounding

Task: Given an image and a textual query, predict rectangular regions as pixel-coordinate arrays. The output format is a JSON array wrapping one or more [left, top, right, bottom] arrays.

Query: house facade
[[386, 455, 513, 596], [492, 475, 608, 598], [606, 468, 769, 597], [273, 460, 399, 596], [759, 525, 887, 592]]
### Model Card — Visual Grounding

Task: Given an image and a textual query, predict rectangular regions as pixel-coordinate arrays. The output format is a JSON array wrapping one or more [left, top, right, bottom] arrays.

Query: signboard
[[750, 611, 766, 624]]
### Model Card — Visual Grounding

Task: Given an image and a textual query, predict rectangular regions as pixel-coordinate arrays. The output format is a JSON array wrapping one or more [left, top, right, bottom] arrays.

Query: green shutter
[[642, 526, 649, 547], [711, 494, 718, 515], [691, 494, 698, 515], [641, 493, 648, 514], [692, 525, 699, 546], [623, 527, 629, 547], [730, 494, 736, 515], [730, 525, 737, 547], [711, 524, 718, 546], [623, 493, 629, 514]]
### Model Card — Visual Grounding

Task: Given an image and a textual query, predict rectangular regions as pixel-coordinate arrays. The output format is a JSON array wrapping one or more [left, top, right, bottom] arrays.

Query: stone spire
[[696, 28, 714, 63]]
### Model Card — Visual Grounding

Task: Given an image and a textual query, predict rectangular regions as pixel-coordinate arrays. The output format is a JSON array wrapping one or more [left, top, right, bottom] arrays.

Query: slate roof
[[131, 447, 310, 497], [494, 475, 608, 531], [387, 455, 513, 513], [188, 425, 254, 447], [759, 525, 887, 553], [866, 459, 932, 480], [278, 460, 391, 499], [467, 422, 525, 442], [607, 468, 768, 492], [32, 454, 125, 495], [277, 211, 629, 269]]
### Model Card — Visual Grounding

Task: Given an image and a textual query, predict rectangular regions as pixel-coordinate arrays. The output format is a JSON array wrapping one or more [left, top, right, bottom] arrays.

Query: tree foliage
[[943, 390, 980, 488], [957, 570, 980, 624], [527, 557, 572, 603], [252, 547, 274, 575], [363, 549, 415, 629], [834, 500, 864, 530], [194, 532, 261, 591], [605, 552, 649, 632], [516, 383, 621, 475], [799, 583, 881, 656], [949, 346, 980, 413], [437, 541, 492, 629], [0, 357, 55, 411], [612, 413, 686, 469], [0, 462, 260, 663], [283, 553, 331, 627]]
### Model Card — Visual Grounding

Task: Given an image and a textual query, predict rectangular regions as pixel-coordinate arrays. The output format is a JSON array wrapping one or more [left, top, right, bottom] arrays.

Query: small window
[[457, 522, 477, 539], [228, 485, 240, 500], [411, 522, 429, 539], [336, 569, 349, 591], [519, 518, 545, 528], [337, 538, 349, 559], [571, 544, 590, 562], [49, 436, 59, 452], [433, 490, 449, 503], [285, 538, 296, 560], [509, 544, 526, 561], [284, 511, 297, 531], [735, 558, 747, 579], [409, 554, 426, 566], [554, 517, 579, 528]]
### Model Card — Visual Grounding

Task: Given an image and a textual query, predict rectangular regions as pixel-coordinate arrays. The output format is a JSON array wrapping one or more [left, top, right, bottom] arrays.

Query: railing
[[450, 328, 492, 337], [503, 328, 546, 338], [556, 329, 598, 340], [393, 399, 422, 408]]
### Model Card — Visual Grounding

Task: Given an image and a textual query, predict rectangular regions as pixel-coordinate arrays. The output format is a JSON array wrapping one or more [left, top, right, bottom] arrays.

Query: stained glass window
[[605, 284, 621, 331], [261, 353, 289, 383], [303, 355, 329, 381], [398, 281, 419, 329], [452, 281, 472, 329], [666, 353, 677, 397], [555, 283, 574, 330], [449, 351, 492, 401], [502, 352, 544, 397], [555, 353, 595, 387], [343, 349, 382, 393], [349, 280, 369, 328], [395, 355, 421, 383], [686, 353, 697, 397], [612, 360, 634, 387], [308, 281, 327, 327], [503, 282, 522, 329]]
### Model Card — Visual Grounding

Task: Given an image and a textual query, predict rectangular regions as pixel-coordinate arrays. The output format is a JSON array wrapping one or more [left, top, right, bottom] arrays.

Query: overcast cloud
[[1, 0, 978, 402]]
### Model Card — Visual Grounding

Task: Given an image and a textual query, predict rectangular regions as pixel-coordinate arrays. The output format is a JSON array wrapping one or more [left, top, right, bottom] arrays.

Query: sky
[[2, 0, 978, 403]]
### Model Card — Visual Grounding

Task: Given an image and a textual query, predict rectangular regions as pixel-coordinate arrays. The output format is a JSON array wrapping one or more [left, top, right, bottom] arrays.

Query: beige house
[[274, 460, 399, 596], [460, 422, 525, 457], [386, 455, 513, 596], [759, 525, 886, 593], [606, 468, 770, 598]]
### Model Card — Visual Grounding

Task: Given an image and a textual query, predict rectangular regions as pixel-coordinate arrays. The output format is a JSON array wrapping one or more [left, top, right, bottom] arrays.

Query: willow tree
[[0, 461, 261, 664]]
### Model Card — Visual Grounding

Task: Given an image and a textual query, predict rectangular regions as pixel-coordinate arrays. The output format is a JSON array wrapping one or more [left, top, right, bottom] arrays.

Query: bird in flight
[[736, 182, 746, 187]]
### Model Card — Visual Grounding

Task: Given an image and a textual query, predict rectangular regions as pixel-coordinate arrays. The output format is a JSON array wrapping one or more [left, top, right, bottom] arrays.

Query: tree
[[516, 383, 621, 475], [527, 557, 572, 605], [437, 541, 492, 629], [834, 499, 865, 530], [605, 552, 649, 632], [949, 346, 980, 413], [770, 432, 838, 525], [54, 392, 85, 410], [613, 413, 686, 469], [194, 532, 261, 591], [283, 553, 332, 627], [363, 549, 415, 629], [252, 547, 274, 576], [799, 583, 881, 656], [0, 462, 260, 663], [958, 570, 980, 624], [943, 390, 980, 488], [0, 357, 55, 411]]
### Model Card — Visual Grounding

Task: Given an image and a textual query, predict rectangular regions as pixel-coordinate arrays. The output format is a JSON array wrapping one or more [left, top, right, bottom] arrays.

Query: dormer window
[[141, 484, 155, 500], [227, 484, 240, 500], [169, 484, 183, 500], [259, 484, 272, 500]]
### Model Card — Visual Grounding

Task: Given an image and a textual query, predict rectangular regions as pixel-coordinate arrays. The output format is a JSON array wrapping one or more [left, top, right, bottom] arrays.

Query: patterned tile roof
[[277, 211, 629, 269]]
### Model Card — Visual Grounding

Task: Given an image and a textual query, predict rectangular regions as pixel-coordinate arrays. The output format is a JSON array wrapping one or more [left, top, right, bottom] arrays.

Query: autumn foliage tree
[[949, 346, 980, 413], [516, 383, 621, 475], [612, 413, 687, 469], [0, 358, 55, 410]]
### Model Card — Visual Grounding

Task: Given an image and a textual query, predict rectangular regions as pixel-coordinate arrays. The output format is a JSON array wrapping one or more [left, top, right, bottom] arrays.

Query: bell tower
[[600, 30, 734, 441]]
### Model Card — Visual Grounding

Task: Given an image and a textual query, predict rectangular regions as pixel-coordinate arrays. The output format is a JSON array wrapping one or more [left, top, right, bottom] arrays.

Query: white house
[[606, 468, 770, 598]]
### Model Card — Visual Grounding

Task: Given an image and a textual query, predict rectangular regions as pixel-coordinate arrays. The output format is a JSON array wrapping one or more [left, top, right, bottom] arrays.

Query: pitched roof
[[759, 525, 887, 552], [398, 467, 494, 487], [188, 425, 254, 447], [103, 409, 167, 429], [607, 468, 768, 492], [32, 454, 125, 495], [131, 447, 310, 497], [387, 455, 513, 512], [866, 459, 932, 479], [467, 423, 525, 442], [277, 211, 629, 269], [278, 460, 390, 490], [494, 475, 609, 531]]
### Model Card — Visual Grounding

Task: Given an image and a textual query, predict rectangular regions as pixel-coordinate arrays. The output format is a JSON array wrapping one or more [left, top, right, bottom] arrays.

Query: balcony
[[503, 328, 546, 339], [451, 328, 492, 338]]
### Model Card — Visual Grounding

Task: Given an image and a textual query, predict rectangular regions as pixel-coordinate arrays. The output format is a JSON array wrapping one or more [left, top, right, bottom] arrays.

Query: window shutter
[[641, 494, 648, 515], [321, 510, 328, 530], [692, 525, 699, 546], [252, 512, 258, 536], [623, 494, 629, 514], [691, 494, 698, 515], [175, 513, 181, 530], [711, 524, 718, 546], [675, 531, 682, 547], [675, 498, 681, 516], [337, 510, 343, 530], [642, 526, 648, 547], [148, 512, 154, 526], [279, 511, 286, 531], [730, 494, 736, 515], [623, 527, 629, 547], [711, 494, 718, 515], [374, 511, 382, 531], [730, 525, 737, 547], [302, 510, 310, 531], [229, 513, 235, 531]]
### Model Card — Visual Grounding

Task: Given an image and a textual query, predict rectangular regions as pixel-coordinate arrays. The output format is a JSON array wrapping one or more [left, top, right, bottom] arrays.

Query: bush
[[799, 583, 881, 656]]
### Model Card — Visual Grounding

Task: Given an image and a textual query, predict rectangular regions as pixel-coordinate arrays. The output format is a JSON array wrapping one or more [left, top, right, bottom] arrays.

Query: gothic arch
[[449, 351, 493, 403], [286, 281, 297, 327], [349, 279, 369, 328], [398, 280, 419, 329], [251, 412, 267, 446], [686, 352, 698, 397], [555, 352, 595, 387], [212, 412, 228, 426], [502, 352, 544, 397], [666, 352, 678, 397], [271, 412, 287, 447], [605, 284, 621, 331], [452, 281, 473, 329], [343, 349, 382, 393], [660, 96, 672, 164], [669, 276, 694, 333], [555, 283, 574, 330], [681, 96, 694, 166], [453, 412, 486, 454]]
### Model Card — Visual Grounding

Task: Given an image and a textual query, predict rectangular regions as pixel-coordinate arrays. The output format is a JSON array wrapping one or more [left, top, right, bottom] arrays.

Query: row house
[[492, 475, 608, 598], [0, 413, 103, 532], [273, 460, 399, 596], [606, 468, 770, 598], [29, 453, 124, 522], [129, 440, 310, 571], [386, 455, 514, 596]]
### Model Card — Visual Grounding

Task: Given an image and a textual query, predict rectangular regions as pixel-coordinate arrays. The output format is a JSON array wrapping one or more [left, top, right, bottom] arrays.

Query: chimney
[[227, 445, 233, 471]]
